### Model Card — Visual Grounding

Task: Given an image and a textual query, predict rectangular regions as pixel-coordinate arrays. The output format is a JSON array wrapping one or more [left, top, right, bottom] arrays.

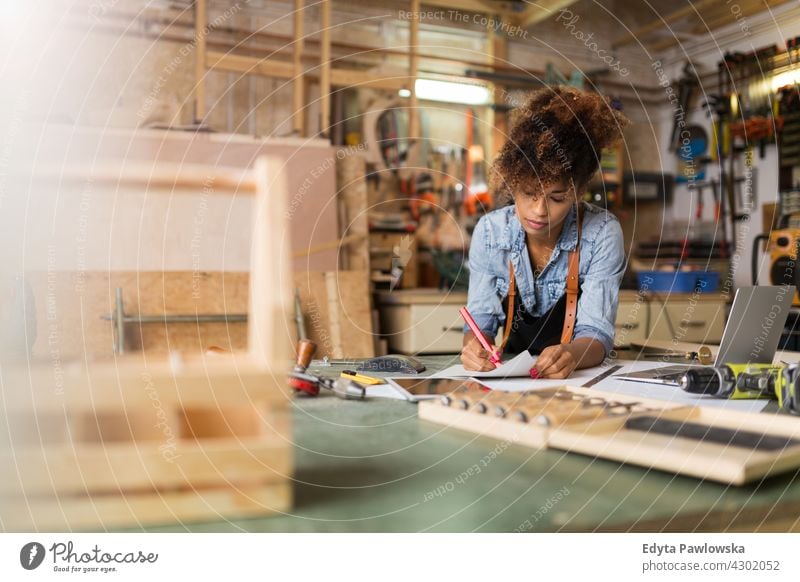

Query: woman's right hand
[[460, 332, 499, 372]]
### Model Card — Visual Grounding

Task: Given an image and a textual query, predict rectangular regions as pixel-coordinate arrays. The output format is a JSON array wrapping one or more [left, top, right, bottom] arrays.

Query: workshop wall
[[655, 4, 800, 289]]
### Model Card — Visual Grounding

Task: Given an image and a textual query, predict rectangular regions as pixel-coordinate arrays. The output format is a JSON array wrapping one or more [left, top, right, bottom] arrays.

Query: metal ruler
[[581, 364, 623, 387]]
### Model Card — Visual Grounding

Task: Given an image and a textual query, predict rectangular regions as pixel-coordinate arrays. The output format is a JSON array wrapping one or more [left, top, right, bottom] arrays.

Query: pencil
[[458, 307, 501, 367]]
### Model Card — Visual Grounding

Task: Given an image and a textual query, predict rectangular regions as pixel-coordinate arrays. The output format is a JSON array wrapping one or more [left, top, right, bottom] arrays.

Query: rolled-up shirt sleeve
[[573, 215, 625, 356], [462, 216, 505, 338]]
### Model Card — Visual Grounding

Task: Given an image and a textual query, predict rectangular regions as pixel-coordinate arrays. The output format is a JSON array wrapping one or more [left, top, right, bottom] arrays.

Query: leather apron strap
[[561, 203, 583, 344]]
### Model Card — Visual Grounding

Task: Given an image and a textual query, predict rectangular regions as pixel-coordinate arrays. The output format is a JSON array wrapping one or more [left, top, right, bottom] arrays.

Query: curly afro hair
[[492, 86, 629, 203]]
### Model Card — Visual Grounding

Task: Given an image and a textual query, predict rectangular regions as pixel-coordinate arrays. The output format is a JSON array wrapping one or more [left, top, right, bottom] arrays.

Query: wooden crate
[[419, 384, 800, 485], [1, 157, 293, 530]]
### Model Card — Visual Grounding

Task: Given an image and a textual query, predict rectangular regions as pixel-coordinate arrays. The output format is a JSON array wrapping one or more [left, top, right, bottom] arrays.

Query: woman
[[460, 86, 628, 378]]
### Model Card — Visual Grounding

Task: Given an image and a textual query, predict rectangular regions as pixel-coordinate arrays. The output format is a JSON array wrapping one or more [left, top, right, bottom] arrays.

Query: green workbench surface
[[141, 354, 800, 533]]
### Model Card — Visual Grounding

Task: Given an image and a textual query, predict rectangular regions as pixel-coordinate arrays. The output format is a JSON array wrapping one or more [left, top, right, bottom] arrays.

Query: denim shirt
[[463, 202, 625, 356]]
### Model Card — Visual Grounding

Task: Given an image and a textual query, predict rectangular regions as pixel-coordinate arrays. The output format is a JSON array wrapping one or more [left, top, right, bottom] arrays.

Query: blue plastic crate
[[694, 271, 720, 293], [637, 270, 720, 293]]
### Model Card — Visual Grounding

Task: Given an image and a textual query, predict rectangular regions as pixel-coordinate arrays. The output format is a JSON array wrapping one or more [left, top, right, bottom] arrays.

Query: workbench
[[137, 353, 800, 533]]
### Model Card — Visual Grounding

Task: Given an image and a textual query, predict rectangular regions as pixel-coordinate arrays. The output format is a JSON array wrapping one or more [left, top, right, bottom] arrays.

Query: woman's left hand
[[531, 343, 578, 379]]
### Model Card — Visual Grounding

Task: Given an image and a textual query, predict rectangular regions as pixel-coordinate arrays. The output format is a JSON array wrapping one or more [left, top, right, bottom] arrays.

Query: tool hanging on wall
[[778, 85, 800, 190], [669, 62, 700, 152], [676, 124, 708, 185], [463, 107, 492, 216]]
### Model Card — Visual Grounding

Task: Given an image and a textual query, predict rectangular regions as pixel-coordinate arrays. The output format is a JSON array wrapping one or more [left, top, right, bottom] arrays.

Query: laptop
[[614, 285, 792, 386]]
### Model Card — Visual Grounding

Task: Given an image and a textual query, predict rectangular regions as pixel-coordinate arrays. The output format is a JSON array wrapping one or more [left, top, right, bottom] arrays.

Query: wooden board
[[1, 435, 292, 496], [549, 406, 800, 486], [27, 271, 249, 361], [2, 355, 290, 413], [336, 154, 370, 271], [292, 270, 374, 358], [5, 483, 292, 531], [419, 386, 681, 450], [419, 385, 800, 485]]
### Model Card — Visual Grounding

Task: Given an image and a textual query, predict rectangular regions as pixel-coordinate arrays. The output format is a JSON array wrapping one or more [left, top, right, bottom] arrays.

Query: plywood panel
[[292, 270, 375, 358], [27, 269, 374, 360], [27, 271, 249, 360]]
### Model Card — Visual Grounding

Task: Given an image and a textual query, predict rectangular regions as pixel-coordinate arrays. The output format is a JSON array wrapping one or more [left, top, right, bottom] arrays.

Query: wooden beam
[[194, 0, 207, 122], [490, 29, 508, 160], [208, 51, 410, 90], [329, 68, 410, 90], [43, 163, 257, 193], [293, 0, 305, 136], [320, 0, 331, 138], [207, 50, 295, 78], [409, 0, 420, 142], [690, 0, 793, 35], [249, 156, 292, 368], [612, 0, 719, 48], [421, 0, 497, 13], [518, 0, 579, 28]]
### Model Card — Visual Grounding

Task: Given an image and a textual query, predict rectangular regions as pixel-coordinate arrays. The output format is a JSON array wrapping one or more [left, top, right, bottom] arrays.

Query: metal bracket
[[102, 288, 247, 355]]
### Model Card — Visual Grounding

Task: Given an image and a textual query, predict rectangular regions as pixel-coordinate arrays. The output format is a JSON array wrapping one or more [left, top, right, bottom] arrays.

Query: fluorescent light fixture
[[398, 88, 412, 98], [414, 79, 491, 105], [771, 67, 800, 91]]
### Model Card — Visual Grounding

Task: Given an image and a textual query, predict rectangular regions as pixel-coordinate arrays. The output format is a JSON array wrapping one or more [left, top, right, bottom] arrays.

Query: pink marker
[[459, 307, 501, 367]]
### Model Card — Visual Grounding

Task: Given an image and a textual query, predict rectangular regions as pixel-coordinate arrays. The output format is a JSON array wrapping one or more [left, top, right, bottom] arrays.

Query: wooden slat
[[408, 0, 420, 143], [2, 436, 292, 496], [249, 157, 293, 367], [336, 154, 370, 270], [293, 0, 305, 136], [194, 0, 207, 121], [4, 483, 292, 531], [207, 50, 295, 79], [319, 0, 332, 137], [2, 359, 290, 413], [207, 50, 410, 90], [328, 68, 410, 90], [34, 163, 257, 193], [421, 0, 497, 13]]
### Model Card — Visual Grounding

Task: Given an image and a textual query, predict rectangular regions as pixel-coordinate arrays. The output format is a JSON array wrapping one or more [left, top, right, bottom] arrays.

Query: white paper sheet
[[429, 351, 538, 379]]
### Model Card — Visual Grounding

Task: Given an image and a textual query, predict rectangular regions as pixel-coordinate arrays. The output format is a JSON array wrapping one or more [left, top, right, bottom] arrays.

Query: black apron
[[501, 280, 583, 356]]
